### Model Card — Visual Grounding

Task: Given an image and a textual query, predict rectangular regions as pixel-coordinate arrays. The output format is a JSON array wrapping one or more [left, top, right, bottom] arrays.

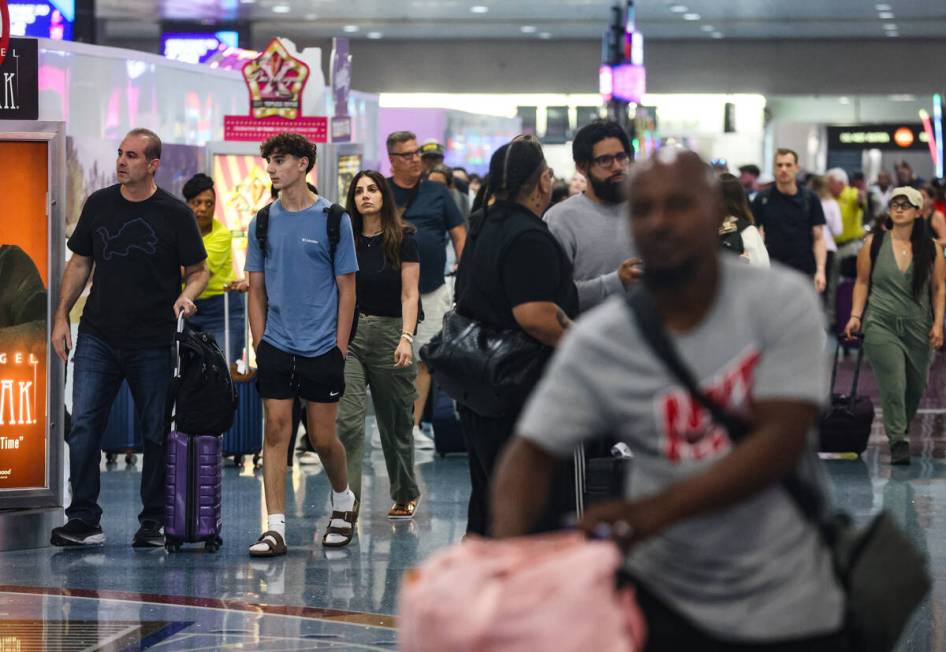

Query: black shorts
[[255, 340, 346, 403]]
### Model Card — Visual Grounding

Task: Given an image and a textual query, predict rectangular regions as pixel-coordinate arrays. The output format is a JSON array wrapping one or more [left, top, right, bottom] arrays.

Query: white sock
[[325, 489, 356, 545], [249, 513, 285, 553]]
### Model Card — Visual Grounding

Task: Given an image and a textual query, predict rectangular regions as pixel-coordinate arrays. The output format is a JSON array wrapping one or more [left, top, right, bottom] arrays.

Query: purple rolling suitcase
[[165, 315, 224, 553]]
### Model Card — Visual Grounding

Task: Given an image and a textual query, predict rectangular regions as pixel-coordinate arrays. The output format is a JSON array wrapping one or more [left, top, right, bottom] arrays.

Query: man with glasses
[[386, 131, 466, 449], [545, 120, 640, 312], [752, 149, 827, 292]]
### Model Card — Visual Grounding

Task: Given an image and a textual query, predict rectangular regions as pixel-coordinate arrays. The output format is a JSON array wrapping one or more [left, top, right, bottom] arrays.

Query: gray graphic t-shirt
[[517, 256, 844, 642]]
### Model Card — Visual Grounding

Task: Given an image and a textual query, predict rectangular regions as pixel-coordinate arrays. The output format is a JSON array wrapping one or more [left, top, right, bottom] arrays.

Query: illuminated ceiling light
[[711, 32, 724, 39], [670, 5, 688, 13], [520, 25, 537, 33], [875, 3, 892, 10], [539, 32, 552, 39], [700, 25, 714, 32], [839, 96, 851, 104], [240, 0, 255, 4], [272, 5, 290, 13], [889, 94, 917, 101], [878, 11, 894, 19], [367, 31, 383, 39], [343, 25, 359, 32], [886, 31, 899, 37], [683, 13, 701, 20], [305, 13, 317, 20], [883, 23, 898, 30], [470, 5, 489, 13]]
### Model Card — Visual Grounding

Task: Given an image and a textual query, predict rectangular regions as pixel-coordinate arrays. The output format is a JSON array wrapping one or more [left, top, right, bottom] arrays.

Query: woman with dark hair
[[843, 186, 945, 465], [717, 173, 769, 267], [336, 170, 423, 519], [453, 135, 579, 536], [182, 173, 247, 362], [919, 183, 946, 249]]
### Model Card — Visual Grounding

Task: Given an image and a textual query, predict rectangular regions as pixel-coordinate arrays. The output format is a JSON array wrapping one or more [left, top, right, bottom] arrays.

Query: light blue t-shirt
[[245, 197, 358, 357]]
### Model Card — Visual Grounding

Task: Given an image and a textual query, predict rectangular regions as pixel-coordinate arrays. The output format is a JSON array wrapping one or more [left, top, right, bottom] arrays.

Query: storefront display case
[[0, 120, 66, 551]]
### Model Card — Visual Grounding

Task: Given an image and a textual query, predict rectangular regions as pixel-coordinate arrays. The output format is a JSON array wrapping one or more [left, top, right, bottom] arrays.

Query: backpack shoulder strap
[[326, 203, 345, 267], [255, 204, 272, 258], [869, 230, 885, 270]]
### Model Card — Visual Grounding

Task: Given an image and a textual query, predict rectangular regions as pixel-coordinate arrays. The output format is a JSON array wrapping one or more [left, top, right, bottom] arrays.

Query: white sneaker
[[297, 451, 321, 466], [413, 425, 435, 450], [370, 419, 382, 449]]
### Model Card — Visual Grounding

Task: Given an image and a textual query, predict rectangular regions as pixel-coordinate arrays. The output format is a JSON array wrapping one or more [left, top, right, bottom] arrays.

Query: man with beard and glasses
[[491, 149, 845, 651], [545, 120, 640, 312]]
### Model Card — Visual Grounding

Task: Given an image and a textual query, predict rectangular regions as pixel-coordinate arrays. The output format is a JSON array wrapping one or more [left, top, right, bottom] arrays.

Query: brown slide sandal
[[322, 500, 359, 548], [249, 530, 287, 557]]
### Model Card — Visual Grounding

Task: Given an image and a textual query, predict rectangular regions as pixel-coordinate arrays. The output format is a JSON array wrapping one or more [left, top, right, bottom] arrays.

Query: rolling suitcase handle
[[830, 334, 865, 412], [224, 290, 231, 365]]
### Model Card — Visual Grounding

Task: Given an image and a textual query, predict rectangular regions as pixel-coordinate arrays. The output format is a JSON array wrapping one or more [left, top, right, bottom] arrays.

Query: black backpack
[[254, 201, 359, 342], [170, 327, 238, 435]]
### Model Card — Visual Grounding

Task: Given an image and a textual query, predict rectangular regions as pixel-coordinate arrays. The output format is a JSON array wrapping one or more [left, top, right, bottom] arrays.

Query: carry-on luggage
[[165, 315, 226, 553], [819, 339, 874, 455], [101, 381, 142, 465], [574, 439, 633, 518], [221, 290, 263, 467], [431, 386, 465, 456]]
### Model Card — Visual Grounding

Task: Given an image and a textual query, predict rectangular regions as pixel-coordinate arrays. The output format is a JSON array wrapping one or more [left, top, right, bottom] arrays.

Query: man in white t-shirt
[[491, 150, 845, 650]]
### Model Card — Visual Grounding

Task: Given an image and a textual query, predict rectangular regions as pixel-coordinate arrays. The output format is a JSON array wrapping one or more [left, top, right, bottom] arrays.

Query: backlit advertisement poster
[[337, 153, 361, 206], [0, 140, 49, 490], [212, 153, 270, 275]]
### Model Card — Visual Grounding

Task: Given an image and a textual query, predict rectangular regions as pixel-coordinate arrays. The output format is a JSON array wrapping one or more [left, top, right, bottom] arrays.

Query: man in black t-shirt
[[752, 148, 827, 291], [386, 130, 467, 449], [50, 128, 209, 548]]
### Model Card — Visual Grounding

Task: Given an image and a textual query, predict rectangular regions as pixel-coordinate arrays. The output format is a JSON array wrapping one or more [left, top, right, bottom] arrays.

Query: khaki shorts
[[415, 283, 453, 351]]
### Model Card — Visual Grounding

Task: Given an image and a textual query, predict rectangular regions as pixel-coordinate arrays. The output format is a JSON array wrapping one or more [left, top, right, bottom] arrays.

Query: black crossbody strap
[[625, 289, 825, 526]]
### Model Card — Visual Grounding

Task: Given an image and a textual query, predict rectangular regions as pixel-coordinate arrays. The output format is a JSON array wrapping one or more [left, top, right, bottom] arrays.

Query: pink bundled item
[[398, 531, 647, 652]]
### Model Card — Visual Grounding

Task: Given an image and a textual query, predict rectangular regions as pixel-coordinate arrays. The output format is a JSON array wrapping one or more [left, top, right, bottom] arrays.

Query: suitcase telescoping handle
[[224, 290, 231, 365], [174, 313, 185, 379], [830, 334, 865, 411]]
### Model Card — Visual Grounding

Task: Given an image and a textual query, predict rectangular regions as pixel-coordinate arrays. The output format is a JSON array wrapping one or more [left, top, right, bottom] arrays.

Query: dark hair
[[126, 128, 162, 161], [718, 173, 754, 225], [260, 133, 317, 172], [386, 130, 416, 153], [453, 166, 469, 176], [471, 182, 491, 213], [775, 148, 798, 164], [921, 183, 943, 203], [572, 120, 631, 168], [270, 182, 318, 199], [549, 180, 570, 208], [345, 170, 414, 269], [182, 173, 215, 201], [487, 135, 547, 203], [428, 164, 454, 187], [738, 164, 760, 177]]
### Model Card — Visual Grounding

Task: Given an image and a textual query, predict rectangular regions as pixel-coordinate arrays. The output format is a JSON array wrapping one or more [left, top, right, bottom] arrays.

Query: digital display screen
[[9, 1, 74, 41], [0, 140, 50, 490], [162, 31, 241, 65]]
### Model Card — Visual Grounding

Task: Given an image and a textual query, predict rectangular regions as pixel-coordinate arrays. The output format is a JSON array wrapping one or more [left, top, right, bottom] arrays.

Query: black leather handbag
[[420, 309, 550, 419], [626, 288, 930, 652]]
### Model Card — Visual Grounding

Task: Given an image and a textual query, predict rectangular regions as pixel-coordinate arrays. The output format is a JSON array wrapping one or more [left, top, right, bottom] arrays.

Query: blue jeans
[[66, 332, 172, 526]]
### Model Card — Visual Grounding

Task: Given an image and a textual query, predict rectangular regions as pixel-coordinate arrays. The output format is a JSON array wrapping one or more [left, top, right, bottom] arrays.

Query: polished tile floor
[[3, 354, 946, 650]]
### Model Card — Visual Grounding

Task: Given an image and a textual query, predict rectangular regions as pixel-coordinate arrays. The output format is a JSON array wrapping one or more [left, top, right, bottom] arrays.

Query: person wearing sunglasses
[[385, 130, 467, 451], [545, 120, 640, 313], [843, 186, 945, 465]]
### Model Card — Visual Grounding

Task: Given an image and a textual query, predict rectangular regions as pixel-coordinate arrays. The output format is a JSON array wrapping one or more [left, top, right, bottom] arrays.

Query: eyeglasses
[[591, 151, 630, 168], [889, 200, 915, 211], [390, 149, 421, 160]]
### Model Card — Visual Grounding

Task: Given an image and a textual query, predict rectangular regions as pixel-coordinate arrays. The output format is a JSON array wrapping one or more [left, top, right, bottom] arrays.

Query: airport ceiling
[[100, 0, 946, 41]]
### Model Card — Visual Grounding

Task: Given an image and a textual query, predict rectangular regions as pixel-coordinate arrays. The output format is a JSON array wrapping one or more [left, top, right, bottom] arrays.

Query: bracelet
[[851, 315, 862, 321], [401, 333, 414, 343]]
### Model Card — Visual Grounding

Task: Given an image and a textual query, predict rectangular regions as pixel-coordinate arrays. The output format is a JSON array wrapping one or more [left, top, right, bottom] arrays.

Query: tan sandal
[[388, 498, 420, 520], [249, 530, 287, 557], [322, 500, 359, 548]]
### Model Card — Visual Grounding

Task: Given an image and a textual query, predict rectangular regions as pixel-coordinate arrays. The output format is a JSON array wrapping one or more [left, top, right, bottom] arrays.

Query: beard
[[589, 173, 625, 204], [641, 258, 699, 292]]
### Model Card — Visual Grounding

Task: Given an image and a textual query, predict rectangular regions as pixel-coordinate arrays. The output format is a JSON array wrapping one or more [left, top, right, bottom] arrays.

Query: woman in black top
[[454, 135, 579, 536], [336, 170, 423, 520]]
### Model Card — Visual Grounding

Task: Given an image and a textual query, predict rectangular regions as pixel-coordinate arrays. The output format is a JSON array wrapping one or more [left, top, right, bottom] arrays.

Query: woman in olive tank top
[[843, 187, 945, 465]]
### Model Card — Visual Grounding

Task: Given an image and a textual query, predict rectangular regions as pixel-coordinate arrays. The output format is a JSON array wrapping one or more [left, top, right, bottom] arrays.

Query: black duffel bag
[[420, 309, 550, 419]]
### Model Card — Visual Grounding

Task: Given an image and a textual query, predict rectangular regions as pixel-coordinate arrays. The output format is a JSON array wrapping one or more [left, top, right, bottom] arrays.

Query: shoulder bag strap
[[255, 204, 272, 258]]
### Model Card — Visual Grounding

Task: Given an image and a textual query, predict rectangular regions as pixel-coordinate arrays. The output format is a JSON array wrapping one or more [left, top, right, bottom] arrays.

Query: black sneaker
[[132, 521, 165, 548], [891, 440, 911, 466], [51, 519, 105, 547]]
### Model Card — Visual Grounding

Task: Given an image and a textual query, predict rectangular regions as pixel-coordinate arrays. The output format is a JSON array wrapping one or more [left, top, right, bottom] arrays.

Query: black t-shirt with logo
[[751, 186, 826, 275], [68, 185, 207, 349], [356, 230, 420, 318]]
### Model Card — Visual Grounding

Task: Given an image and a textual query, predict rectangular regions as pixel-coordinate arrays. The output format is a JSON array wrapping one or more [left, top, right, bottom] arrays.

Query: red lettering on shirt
[[659, 349, 761, 463]]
